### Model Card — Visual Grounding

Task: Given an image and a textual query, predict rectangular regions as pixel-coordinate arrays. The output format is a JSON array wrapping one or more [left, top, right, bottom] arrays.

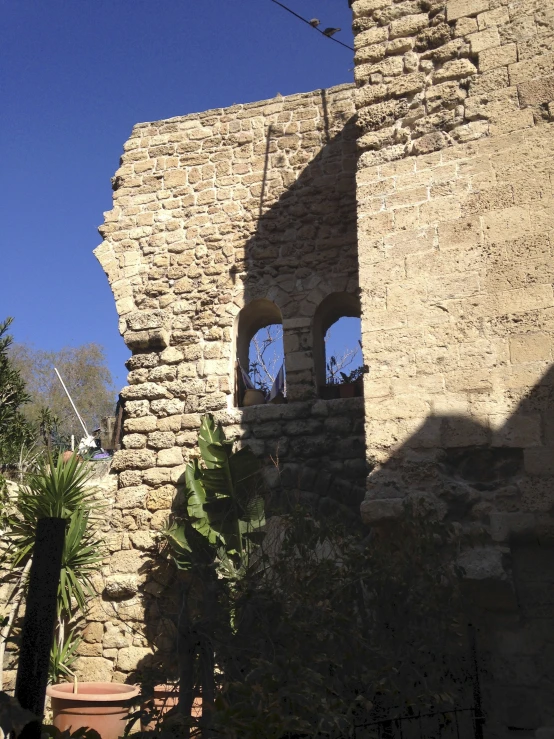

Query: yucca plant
[[163, 414, 266, 733], [17, 453, 96, 521], [2, 453, 103, 686], [49, 626, 81, 684]]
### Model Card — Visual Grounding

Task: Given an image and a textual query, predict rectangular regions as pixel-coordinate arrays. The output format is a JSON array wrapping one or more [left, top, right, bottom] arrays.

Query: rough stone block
[[524, 448, 554, 477], [121, 383, 169, 401], [482, 206, 530, 243], [146, 485, 175, 511], [122, 433, 146, 450], [518, 75, 554, 107], [490, 512, 537, 542], [115, 485, 148, 509], [82, 621, 104, 644], [433, 59, 477, 82], [117, 646, 153, 672], [388, 72, 426, 97], [510, 333, 552, 363], [477, 6, 509, 30], [468, 26, 500, 53], [479, 43, 517, 72], [157, 447, 183, 466], [74, 657, 114, 683], [360, 498, 403, 524], [455, 17, 478, 36], [109, 549, 144, 574], [491, 414, 542, 448], [389, 14, 428, 40], [104, 575, 139, 600], [457, 547, 506, 581], [111, 449, 157, 471], [147, 431, 176, 449], [351, 0, 390, 17], [446, 0, 489, 22], [124, 416, 157, 433]]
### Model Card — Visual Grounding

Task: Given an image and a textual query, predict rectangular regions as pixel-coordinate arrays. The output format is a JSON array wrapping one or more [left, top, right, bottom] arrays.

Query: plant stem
[[177, 581, 196, 738]]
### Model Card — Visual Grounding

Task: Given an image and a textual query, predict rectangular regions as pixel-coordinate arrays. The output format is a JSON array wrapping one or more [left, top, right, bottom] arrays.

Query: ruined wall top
[[95, 83, 359, 403], [351, 0, 554, 165]]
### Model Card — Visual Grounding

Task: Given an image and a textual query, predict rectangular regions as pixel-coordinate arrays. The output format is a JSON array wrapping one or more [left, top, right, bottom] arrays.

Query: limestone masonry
[[12, 0, 554, 734]]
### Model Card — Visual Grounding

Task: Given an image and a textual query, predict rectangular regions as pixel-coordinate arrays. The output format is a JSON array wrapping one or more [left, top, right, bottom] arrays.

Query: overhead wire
[[268, 0, 355, 52]]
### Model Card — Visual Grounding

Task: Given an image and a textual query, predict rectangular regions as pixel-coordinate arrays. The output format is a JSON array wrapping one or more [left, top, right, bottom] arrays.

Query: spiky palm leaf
[[23, 453, 96, 519], [49, 625, 81, 682], [58, 508, 103, 617]]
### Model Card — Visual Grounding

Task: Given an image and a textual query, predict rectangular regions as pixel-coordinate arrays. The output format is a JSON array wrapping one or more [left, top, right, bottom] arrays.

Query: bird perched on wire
[[322, 27, 341, 37], [309, 18, 320, 27]]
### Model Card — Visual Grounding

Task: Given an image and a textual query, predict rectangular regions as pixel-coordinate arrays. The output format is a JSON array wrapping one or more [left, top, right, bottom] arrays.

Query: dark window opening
[[313, 292, 364, 400], [235, 299, 285, 407]]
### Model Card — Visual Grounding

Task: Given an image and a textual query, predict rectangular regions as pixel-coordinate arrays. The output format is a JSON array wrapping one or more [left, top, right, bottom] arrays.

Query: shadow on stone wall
[[233, 114, 367, 519], [362, 362, 554, 735], [130, 113, 367, 690]]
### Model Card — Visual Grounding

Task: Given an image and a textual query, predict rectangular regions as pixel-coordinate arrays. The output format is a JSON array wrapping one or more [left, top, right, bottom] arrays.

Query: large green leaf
[[164, 413, 266, 579], [185, 460, 208, 518], [229, 447, 261, 487], [198, 415, 227, 468]]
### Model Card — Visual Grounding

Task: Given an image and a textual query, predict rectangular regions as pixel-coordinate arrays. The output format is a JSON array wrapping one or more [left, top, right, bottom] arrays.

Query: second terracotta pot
[[141, 685, 202, 731], [47, 682, 139, 739]]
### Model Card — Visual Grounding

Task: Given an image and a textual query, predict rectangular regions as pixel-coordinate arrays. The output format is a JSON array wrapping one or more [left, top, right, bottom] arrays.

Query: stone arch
[[313, 291, 361, 391], [234, 298, 283, 404]]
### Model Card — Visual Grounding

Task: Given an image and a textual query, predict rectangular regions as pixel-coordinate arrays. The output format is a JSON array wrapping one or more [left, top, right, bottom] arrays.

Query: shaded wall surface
[[351, 0, 554, 735], [81, 85, 367, 685]]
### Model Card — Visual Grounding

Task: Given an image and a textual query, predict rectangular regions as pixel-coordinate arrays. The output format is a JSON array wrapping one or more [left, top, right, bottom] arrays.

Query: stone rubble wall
[[94, 85, 359, 403], [2, 0, 551, 732], [351, 0, 554, 532], [351, 0, 554, 733], [77, 86, 366, 685]]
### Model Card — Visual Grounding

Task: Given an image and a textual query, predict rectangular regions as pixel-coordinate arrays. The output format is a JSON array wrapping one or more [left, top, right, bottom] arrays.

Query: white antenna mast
[[54, 367, 89, 437]]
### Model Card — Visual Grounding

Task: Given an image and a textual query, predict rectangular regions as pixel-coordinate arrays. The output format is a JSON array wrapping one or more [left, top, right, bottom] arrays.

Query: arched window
[[313, 292, 363, 399], [235, 299, 285, 407]]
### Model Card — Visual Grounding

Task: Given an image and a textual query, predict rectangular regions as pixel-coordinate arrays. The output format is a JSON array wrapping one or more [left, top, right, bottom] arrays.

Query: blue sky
[[1, 0, 354, 390]]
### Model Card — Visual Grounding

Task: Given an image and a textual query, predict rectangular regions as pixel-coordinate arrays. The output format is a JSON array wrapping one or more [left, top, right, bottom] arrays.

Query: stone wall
[[95, 84, 359, 403], [351, 0, 554, 733], [3, 0, 548, 733], [352, 0, 554, 526], [75, 86, 367, 686]]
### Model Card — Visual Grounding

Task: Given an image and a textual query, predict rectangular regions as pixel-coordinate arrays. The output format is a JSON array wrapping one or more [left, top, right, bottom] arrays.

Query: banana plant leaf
[[164, 413, 267, 577]]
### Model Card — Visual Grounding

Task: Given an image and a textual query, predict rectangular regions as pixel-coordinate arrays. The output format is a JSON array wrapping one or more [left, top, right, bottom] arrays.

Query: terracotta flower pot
[[140, 684, 202, 731], [339, 382, 356, 398], [242, 388, 266, 406], [47, 682, 139, 739]]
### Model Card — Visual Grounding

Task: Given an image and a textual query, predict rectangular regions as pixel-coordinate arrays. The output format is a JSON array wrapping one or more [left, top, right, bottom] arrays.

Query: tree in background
[[9, 343, 116, 443], [0, 318, 33, 469]]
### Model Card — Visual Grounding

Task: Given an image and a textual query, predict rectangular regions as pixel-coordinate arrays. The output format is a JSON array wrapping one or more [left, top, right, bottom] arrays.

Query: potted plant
[[338, 366, 364, 398], [4, 454, 141, 739], [46, 681, 140, 739], [140, 683, 202, 731]]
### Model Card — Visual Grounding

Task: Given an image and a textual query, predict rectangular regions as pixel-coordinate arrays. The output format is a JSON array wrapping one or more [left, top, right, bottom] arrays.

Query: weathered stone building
[[7, 0, 554, 734]]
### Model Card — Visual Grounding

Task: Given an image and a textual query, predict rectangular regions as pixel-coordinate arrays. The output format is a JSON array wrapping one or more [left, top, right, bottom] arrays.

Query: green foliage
[[12, 453, 96, 525], [41, 724, 101, 739], [49, 625, 81, 683], [212, 503, 469, 739], [0, 317, 34, 468], [165, 414, 265, 579], [339, 366, 365, 384], [9, 341, 116, 443], [4, 453, 103, 683]]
